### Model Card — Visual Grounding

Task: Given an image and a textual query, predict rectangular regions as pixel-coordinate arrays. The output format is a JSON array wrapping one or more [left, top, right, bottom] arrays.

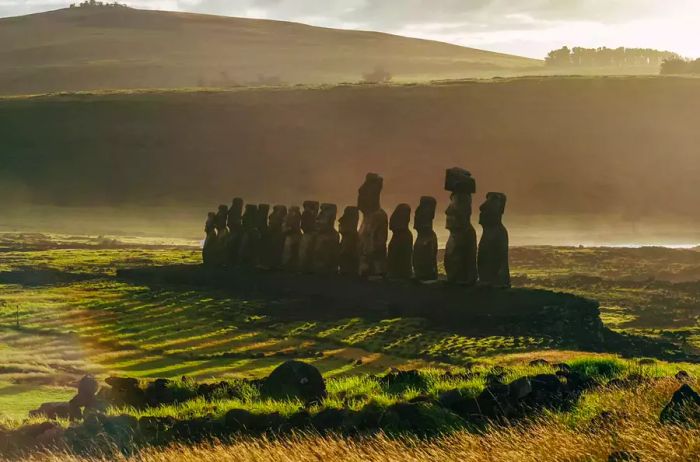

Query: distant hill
[[0, 6, 540, 95], [2, 76, 699, 229]]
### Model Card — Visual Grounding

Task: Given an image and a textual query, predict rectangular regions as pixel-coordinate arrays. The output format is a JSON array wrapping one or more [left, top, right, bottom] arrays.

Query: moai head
[[205, 212, 216, 233], [479, 192, 507, 227], [284, 206, 302, 233], [215, 205, 229, 232], [357, 173, 383, 214], [301, 201, 320, 233], [389, 204, 411, 232], [256, 204, 270, 231], [228, 197, 244, 223], [338, 206, 360, 234], [316, 203, 338, 232], [414, 196, 437, 232], [445, 168, 476, 231], [242, 204, 259, 230], [269, 205, 288, 231]]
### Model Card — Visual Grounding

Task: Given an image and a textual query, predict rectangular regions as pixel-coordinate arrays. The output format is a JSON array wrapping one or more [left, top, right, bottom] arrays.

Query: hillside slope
[[1, 76, 699, 230], [0, 6, 539, 95]]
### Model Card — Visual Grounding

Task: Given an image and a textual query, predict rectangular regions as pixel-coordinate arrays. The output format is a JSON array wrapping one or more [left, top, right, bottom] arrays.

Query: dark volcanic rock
[[660, 384, 700, 426], [28, 402, 71, 420], [261, 360, 327, 404]]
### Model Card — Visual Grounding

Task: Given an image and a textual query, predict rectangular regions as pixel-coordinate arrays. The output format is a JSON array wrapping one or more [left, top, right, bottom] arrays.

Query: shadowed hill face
[[2, 76, 699, 228], [0, 7, 538, 95]]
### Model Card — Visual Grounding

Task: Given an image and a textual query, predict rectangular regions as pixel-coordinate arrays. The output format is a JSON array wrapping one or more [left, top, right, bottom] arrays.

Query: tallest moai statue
[[358, 173, 388, 279], [444, 168, 478, 285]]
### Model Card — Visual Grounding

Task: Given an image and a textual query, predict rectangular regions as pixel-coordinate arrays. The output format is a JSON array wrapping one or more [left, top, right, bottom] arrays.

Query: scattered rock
[[508, 377, 532, 400], [145, 378, 175, 406], [224, 409, 258, 432], [675, 370, 691, 382], [528, 359, 550, 367], [29, 402, 71, 420], [660, 384, 700, 426], [311, 408, 349, 432], [261, 360, 327, 404], [103, 376, 146, 409]]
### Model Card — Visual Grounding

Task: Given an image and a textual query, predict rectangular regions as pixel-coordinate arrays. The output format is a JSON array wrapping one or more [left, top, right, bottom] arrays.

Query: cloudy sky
[[2, 0, 699, 58]]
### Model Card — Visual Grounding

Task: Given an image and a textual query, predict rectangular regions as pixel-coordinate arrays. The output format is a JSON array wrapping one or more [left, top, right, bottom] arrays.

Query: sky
[[1, 0, 699, 59]]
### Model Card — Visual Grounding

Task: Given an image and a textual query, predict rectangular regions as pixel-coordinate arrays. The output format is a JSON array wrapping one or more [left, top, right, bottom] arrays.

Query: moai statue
[[238, 204, 261, 267], [412, 196, 438, 282], [358, 173, 388, 279], [264, 205, 288, 269], [213, 204, 230, 266], [202, 212, 217, 266], [478, 192, 510, 287], [387, 203, 413, 279], [298, 201, 320, 273], [227, 198, 244, 265], [313, 203, 340, 274], [256, 204, 271, 268], [338, 206, 360, 276], [282, 206, 303, 271], [444, 168, 478, 285]]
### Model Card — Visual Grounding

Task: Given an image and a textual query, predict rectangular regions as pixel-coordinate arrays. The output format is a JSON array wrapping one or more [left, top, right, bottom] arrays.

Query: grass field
[[1, 232, 699, 460]]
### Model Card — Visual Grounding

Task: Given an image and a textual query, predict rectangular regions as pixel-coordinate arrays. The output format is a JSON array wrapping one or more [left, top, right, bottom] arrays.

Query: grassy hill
[[0, 6, 539, 95], [1, 76, 700, 242]]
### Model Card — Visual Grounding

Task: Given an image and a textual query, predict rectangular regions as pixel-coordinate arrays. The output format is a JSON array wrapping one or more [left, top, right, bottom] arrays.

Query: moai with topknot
[[358, 173, 388, 279], [338, 206, 360, 276], [313, 203, 340, 274], [227, 198, 244, 265], [256, 204, 271, 268], [478, 192, 510, 287], [444, 168, 478, 285], [298, 201, 320, 273], [387, 203, 413, 279], [263, 205, 288, 269], [412, 196, 438, 282], [238, 204, 261, 267], [202, 212, 217, 266], [282, 206, 303, 271]]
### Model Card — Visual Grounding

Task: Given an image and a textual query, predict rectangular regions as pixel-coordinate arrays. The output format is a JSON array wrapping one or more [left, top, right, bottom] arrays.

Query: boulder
[[660, 384, 700, 426], [145, 378, 175, 406], [29, 402, 71, 420], [261, 360, 327, 404], [224, 409, 259, 432]]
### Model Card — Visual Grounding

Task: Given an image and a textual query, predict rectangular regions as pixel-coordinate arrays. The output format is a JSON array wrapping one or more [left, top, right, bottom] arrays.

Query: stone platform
[[117, 265, 607, 347]]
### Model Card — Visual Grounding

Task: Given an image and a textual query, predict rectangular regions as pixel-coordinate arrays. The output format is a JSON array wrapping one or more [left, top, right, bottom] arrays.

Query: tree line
[[545, 46, 680, 68], [69, 1, 129, 8], [660, 58, 700, 75]]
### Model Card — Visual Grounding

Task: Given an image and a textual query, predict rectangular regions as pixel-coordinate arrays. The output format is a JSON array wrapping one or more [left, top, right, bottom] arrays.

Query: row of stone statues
[[203, 169, 510, 287]]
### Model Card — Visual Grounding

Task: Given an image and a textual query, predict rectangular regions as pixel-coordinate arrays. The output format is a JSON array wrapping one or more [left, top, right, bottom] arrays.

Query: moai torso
[[313, 203, 340, 274], [212, 205, 230, 266], [358, 173, 388, 278], [256, 204, 271, 268], [387, 203, 413, 279], [412, 196, 438, 282], [282, 206, 303, 271], [238, 204, 261, 267], [298, 201, 320, 273], [338, 206, 360, 276], [478, 192, 510, 287], [444, 168, 478, 285], [202, 212, 217, 266], [264, 205, 288, 270], [227, 198, 244, 266]]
